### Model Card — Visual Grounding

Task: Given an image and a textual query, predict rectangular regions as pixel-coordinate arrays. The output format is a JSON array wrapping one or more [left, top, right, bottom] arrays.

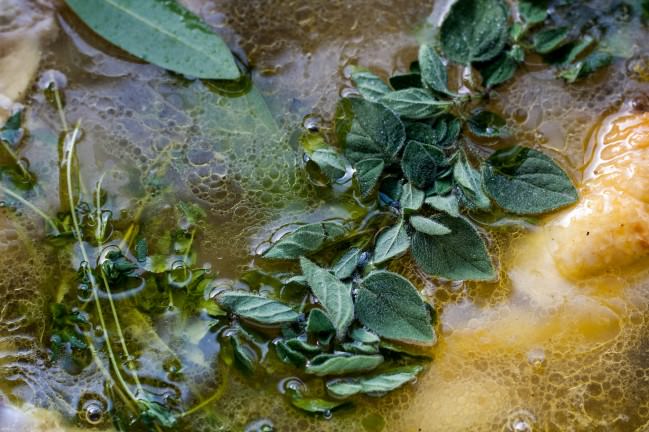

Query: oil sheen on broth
[[3, 0, 649, 431]]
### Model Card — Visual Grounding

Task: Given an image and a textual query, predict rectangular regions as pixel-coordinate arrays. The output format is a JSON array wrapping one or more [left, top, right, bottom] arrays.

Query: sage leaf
[[356, 271, 435, 345], [419, 44, 452, 95], [305, 353, 384, 376], [217, 291, 300, 325], [435, 116, 461, 148], [263, 221, 348, 259], [300, 257, 354, 339], [351, 69, 391, 102], [345, 98, 405, 164], [326, 365, 424, 398], [440, 0, 510, 65], [453, 156, 491, 210], [290, 395, 349, 414], [479, 50, 520, 88], [332, 248, 362, 279], [411, 215, 495, 281], [64, 0, 239, 80], [389, 73, 423, 90], [519, 0, 548, 25], [401, 141, 445, 189], [286, 338, 322, 355], [373, 220, 410, 265], [306, 308, 335, 335], [559, 51, 612, 83], [351, 327, 381, 344], [341, 341, 380, 355], [355, 158, 385, 197], [276, 340, 307, 367], [467, 110, 509, 138], [310, 148, 347, 180], [400, 183, 425, 212], [379, 89, 450, 120], [482, 146, 578, 214], [409, 216, 451, 236], [532, 27, 570, 54], [424, 194, 460, 217], [230, 336, 256, 372]]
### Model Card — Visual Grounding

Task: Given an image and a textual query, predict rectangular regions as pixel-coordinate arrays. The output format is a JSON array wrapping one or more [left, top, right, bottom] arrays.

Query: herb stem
[[0, 185, 59, 234], [180, 373, 228, 418]]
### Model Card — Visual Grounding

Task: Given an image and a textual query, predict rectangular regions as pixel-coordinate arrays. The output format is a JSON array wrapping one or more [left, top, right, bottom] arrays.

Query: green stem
[[0, 185, 59, 234]]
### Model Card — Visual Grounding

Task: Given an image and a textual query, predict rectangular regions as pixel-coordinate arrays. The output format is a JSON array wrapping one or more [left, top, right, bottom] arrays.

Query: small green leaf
[[424, 194, 460, 217], [276, 340, 307, 367], [479, 50, 520, 88], [559, 51, 612, 83], [533, 27, 570, 54], [305, 353, 384, 376], [230, 336, 256, 372], [0, 110, 23, 147], [419, 44, 452, 95], [356, 271, 435, 345], [482, 145, 578, 214], [467, 110, 509, 138], [379, 89, 450, 119], [351, 327, 381, 344], [290, 394, 349, 414], [310, 148, 347, 180], [286, 338, 322, 355], [263, 222, 348, 259], [138, 399, 177, 428], [306, 308, 335, 334], [560, 36, 594, 65], [453, 155, 491, 210], [64, 0, 239, 79], [326, 365, 424, 398], [409, 216, 451, 236], [440, 0, 510, 65], [300, 257, 354, 339], [389, 73, 423, 90], [355, 158, 385, 197], [341, 341, 380, 355], [373, 220, 410, 265], [519, 0, 548, 25], [435, 116, 461, 148], [332, 248, 362, 279], [345, 98, 405, 164], [411, 215, 495, 281], [216, 291, 300, 325], [400, 183, 425, 212], [351, 69, 392, 102], [401, 141, 446, 189]]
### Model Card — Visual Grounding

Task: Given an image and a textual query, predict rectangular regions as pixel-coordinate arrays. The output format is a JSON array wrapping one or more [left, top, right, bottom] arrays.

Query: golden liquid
[[3, 1, 649, 431]]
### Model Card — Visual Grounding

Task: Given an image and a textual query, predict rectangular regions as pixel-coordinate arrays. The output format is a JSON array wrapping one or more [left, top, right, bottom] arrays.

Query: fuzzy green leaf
[[401, 141, 446, 189], [373, 220, 410, 264], [519, 0, 548, 25], [379, 89, 450, 120], [305, 353, 384, 376], [300, 257, 354, 339], [355, 158, 385, 197], [290, 395, 349, 414], [440, 0, 510, 65], [263, 222, 348, 259], [345, 98, 405, 164], [332, 248, 362, 279], [559, 51, 612, 83], [326, 365, 424, 398], [533, 27, 570, 54], [482, 145, 578, 214], [419, 44, 452, 95], [306, 308, 335, 335], [411, 215, 495, 281], [310, 148, 347, 180], [453, 155, 491, 210], [351, 69, 392, 102], [424, 194, 460, 217], [400, 183, 425, 212], [467, 110, 509, 138], [217, 291, 300, 325], [409, 215, 451, 236], [64, 0, 239, 79], [356, 271, 435, 345]]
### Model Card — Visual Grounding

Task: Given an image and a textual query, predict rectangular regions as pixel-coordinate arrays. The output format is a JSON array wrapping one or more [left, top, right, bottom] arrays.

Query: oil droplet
[[527, 347, 546, 370]]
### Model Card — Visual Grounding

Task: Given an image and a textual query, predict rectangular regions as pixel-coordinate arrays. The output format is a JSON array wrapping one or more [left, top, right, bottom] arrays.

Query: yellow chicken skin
[[394, 107, 649, 431]]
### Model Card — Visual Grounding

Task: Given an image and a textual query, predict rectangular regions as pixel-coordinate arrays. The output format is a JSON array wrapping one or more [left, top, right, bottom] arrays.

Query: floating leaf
[[532, 27, 570, 54], [482, 145, 578, 214], [276, 340, 307, 367], [467, 110, 509, 138], [310, 148, 347, 180], [411, 215, 495, 281], [409, 216, 451, 236], [559, 51, 612, 83], [479, 48, 522, 88], [453, 155, 491, 210], [519, 0, 548, 25], [401, 141, 445, 189], [305, 353, 384, 376], [379, 89, 450, 120], [332, 248, 362, 279], [290, 394, 349, 414], [419, 44, 452, 95], [373, 220, 410, 264], [356, 271, 435, 345], [400, 183, 425, 212], [351, 327, 381, 344], [345, 98, 405, 164], [351, 69, 391, 102], [230, 336, 256, 372], [326, 365, 424, 398], [355, 158, 385, 197], [263, 222, 348, 259], [64, 0, 239, 79], [440, 0, 510, 65], [424, 194, 460, 217], [216, 291, 300, 325], [300, 257, 354, 339]]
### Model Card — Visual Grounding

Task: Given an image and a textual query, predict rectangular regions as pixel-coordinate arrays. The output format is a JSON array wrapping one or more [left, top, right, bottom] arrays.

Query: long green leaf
[[65, 0, 239, 80]]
